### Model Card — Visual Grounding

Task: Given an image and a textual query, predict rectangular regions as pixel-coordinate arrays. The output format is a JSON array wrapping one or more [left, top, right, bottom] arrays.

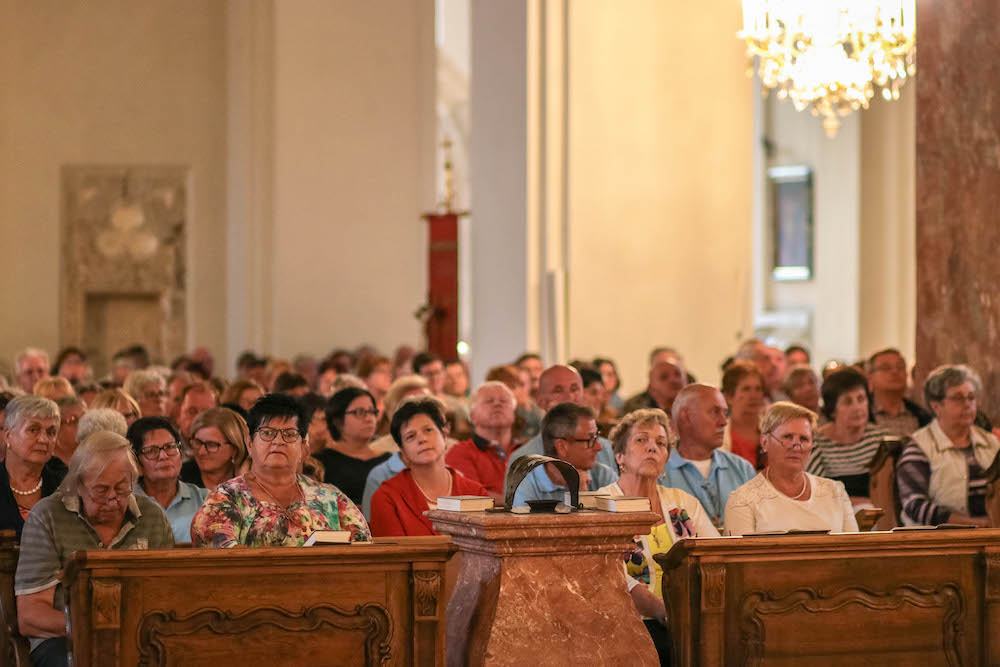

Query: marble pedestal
[[427, 509, 661, 667]]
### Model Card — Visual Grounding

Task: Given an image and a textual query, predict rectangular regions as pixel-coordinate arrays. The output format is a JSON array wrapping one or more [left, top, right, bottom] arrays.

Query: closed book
[[595, 496, 651, 513], [437, 496, 494, 512], [565, 491, 610, 509], [303, 530, 352, 546]]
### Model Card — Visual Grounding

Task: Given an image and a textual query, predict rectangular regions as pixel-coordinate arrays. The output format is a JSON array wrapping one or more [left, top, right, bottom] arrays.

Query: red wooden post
[[421, 211, 461, 361]]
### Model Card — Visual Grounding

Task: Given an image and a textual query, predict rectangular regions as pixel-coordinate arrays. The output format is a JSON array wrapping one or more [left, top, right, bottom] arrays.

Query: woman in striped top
[[806, 368, 890, 502]]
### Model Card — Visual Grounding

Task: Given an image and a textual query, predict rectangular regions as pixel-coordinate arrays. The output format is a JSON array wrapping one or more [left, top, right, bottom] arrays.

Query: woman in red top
[[722, 361, 767, 470], [370, 397, 487, 537]]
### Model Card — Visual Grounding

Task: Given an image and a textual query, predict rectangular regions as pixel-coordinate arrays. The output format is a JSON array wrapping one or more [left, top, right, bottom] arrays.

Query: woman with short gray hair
[[896, 364, 998, 526], [0, 395, 67, 539]]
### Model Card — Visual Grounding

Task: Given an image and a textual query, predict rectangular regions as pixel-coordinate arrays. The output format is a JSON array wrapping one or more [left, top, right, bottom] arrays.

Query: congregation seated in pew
[[369, 397, 487, 537], [807, 367, 892, 506], [725, 402, 860, 536], [896, 364, 999, 527], [511, 402, 618, 507], [0, 396, 67, 540], [126, 417, 209, 544], [191, 393, 371, 547], [598, 407, 719, 666], [15, 431, 174, 667]]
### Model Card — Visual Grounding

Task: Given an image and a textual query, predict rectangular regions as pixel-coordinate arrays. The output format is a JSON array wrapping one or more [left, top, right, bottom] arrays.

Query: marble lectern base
[[427, 508, 661, 667]]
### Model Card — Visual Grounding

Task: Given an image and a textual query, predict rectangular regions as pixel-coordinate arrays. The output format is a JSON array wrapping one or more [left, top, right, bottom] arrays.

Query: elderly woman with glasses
[[725, 402, 858, 536], [14, 431, 173, 667], [191, 393, 370, 547], [897, 364, 999, 527], [180, 407, 250, 491], [315, 387, 390, 505], [127, 417, 209, 543]]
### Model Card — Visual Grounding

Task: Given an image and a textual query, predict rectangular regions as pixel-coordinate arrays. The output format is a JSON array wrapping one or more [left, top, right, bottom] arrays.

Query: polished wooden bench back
[[868, 435, 905, 530], [0, 530, 30, 667], [64, 537, 455, 667], [657, 529, 1000, 666], [984, 449, 1000, 527]]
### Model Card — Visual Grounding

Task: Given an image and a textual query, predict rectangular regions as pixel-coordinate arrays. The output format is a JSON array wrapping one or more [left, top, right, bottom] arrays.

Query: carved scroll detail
[[738, 584, 965, 667], [136, 603, 392, 667], [700, 563, 726, 612], [91, 579, 121, 629], [413, 570, 441, 617]]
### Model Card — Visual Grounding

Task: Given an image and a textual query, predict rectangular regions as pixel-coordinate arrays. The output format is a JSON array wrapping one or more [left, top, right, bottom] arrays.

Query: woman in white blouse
[[725, 401, 859, 536]]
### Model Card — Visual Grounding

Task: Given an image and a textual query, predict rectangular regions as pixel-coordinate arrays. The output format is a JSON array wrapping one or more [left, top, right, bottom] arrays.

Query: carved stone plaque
[[61, 165, 187, 375]]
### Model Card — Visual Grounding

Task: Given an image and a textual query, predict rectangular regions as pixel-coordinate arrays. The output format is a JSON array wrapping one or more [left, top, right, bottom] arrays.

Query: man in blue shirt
[[361, 451, 405, 520], [512, 403, 617, 507], [661, 384, 755, 529], [506, 365, 618, 475]]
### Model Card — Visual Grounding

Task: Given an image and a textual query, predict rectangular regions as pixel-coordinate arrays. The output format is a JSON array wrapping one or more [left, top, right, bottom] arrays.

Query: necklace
[[765, 468, 808, 501], [247, 472, 303, 519], [412, 470, 452, 503], [10, 477, 43, 496]]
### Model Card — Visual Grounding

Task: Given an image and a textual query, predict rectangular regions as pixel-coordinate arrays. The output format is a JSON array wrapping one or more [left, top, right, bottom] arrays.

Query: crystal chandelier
[[740, 1, 916, 137]]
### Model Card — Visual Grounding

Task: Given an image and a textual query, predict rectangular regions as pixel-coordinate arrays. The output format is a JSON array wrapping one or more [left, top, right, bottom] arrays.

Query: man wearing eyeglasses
[[512, 403, 618, 507]]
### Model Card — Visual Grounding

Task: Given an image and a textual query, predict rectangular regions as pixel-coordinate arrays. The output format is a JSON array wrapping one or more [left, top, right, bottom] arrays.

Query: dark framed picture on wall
[[768, 165, 813, 281]]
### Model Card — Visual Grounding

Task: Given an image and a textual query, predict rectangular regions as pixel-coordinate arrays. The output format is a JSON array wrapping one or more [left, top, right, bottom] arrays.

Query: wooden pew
[[64, 537, 455, 667], [0, 530, 30, 667], [868, 435, 905, 530], [984, 449, 1000, 527], [657, 529, 1000, 666]]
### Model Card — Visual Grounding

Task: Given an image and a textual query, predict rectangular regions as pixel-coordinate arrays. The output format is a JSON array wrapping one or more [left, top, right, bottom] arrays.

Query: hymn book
[[595, 496, 651, 513], [565, 491, 610, 509], [303, 530, 352, 546], [436, 496, 495, 512]]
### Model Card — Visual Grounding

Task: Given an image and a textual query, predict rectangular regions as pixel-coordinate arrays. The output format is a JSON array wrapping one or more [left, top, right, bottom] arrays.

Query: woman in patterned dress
[[191, 393, 370, 547]]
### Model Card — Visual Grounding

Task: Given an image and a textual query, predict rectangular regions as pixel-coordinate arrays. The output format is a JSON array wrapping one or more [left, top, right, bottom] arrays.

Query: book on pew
[[746, 529, 831, 536], [595, 496, 651, 513], [565, 491, 610, 509], [891, 524, 977, 531], [436, 496, 495, 512], [303, 530, 352, 546]]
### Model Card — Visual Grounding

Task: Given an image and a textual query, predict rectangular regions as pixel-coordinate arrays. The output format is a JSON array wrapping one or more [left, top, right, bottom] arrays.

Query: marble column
[[428, 509, 660, 666], [915, 0, 1000, 414]]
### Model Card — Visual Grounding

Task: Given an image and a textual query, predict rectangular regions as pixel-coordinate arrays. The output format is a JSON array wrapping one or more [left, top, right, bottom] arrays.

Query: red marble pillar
[[915, 0, 1000, 415], [422, 212, 461, 361], [427, 509, 660, 666]]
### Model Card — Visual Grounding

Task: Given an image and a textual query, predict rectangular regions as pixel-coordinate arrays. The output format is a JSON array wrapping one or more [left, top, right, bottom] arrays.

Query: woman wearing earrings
[[724, 402, 859, 536], [597, 408, 718, 666]]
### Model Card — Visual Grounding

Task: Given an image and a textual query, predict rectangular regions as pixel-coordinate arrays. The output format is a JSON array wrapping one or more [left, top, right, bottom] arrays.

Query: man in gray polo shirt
[[15, 432, 173, 667]]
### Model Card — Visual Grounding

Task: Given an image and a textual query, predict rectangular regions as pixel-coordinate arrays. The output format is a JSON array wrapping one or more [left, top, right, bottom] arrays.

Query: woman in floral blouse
[[598, 408, 718, 665], [191, 393, 371, 547]]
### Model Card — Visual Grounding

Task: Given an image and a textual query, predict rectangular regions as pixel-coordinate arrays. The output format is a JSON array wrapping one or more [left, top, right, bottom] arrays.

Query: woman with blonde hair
[[32, 376, 75, 401], [180, 407, 250, 491], [725, 401, 859, 536], [88, 388, 141, 427], [598, 408, 718, 665]]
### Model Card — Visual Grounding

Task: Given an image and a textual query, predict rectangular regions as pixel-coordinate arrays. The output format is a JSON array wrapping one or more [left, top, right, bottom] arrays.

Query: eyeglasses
[[190, 437, 231, 453], [255, 427, 302, 443], [139, 443, 181, 460], [85, 483, 131, 504], [61, 415, 80, 426], [560, 434, 600, 449], [943, 393, 977, 405], [143, 389, 168, 400], [345, 408, 379, 419], [766, 432, 813, 452]]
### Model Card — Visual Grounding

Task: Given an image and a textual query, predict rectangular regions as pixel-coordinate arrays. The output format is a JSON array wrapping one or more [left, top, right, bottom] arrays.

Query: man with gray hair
[[445, 381, 518, 504], [15, 348, 50, 394], [511, 402, 617, 507], [15, 431, 173, 667], [1, 395, 67, 539], [661, 384, 755, 529], [76, 409, 128, 444], [123, 369, 168, 419]]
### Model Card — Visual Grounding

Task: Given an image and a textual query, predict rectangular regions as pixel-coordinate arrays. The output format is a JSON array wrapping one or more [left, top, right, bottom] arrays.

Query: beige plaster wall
[[270, 0, 435, 359], [0, 0, 228, 372], [566, 2, 754, 394]]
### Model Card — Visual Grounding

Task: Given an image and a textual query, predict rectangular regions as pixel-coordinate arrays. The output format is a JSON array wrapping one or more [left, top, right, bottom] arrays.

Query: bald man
[[505, 365, 618, 479], [660, 384, 755, 529], [622, 348, 688, 416]]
